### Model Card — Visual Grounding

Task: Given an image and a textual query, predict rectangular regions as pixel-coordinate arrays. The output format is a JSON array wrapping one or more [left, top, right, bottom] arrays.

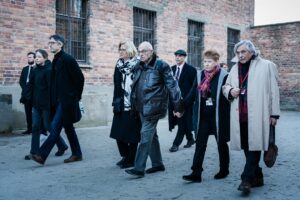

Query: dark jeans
[[30, 107, 68, 155], [191, 119, 229, 174], [38, 103, 82, 160], [240, 122, 263, 181], [116, 140, 138, 164], [173, 115, 194, 146], [24, 101, 32, 132]]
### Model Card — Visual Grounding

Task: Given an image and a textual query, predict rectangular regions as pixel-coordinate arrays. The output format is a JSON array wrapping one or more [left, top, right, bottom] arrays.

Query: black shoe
[[182, 172, 202, 182], [214, 170, 229, 179], [183, 140, 195, 148], [125, 169, 145, 177], [120, 162, 134, 169], [145, 165, 165, 174], [169, 145, 178, 152], [24, 154, 32, 160], [251, 177, 264, 187], [21, 130, 31, 135], [116, 157, 126, 167], [238, 181, 251, 193], [55, 146, 68, 156]]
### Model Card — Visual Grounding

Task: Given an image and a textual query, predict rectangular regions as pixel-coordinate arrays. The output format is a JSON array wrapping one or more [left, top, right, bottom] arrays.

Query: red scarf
[[198, 65, 220, 98]]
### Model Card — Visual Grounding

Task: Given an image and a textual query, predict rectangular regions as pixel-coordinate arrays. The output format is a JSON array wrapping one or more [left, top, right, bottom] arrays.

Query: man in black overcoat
[[168, 49, 197, 152], [32, 35, 84, 165], [19, 52, 35, 135]]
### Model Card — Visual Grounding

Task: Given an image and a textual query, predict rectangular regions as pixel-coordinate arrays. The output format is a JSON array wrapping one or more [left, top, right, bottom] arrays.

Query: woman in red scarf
[[182, 50, 230, 182]]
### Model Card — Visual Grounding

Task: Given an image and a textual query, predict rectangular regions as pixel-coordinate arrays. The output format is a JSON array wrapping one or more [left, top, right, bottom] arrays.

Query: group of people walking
[[20, 35, 280, 194], [109, 39, 280, 194], [20, 35, 84, 165]]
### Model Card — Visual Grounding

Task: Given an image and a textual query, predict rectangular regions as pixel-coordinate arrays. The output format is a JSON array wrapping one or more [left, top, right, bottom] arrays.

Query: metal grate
[[227, 28, 240, 68], [133, 7, 156, 50], [56, 0, 88, 63], [187, 20, 204, 69]]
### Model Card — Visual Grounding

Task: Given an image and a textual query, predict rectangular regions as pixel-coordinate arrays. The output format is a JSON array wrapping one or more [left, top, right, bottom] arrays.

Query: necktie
[[175, 67, 180, 80], [26, 66, 32, 83]]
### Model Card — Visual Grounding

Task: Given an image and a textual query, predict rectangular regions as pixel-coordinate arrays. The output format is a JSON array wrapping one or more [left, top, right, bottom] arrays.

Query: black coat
[[30, 60, 52, 110], [19, 65, 34, 103], [131, 55, 184, 120], [185, 69, 230, 143], [168, 63, 197, 131], [50, 50, 84, 124], [110, 63, 141, 143]]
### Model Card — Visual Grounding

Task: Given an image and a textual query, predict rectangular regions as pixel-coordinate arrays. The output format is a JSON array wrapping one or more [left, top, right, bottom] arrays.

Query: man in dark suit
[[169, 49, 197, 152], [32, 34, 84, 165], [19, 52, 35, 135]]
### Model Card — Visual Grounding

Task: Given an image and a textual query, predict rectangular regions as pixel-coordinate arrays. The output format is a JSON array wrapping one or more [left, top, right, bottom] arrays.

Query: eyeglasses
[[138, 50, 150, 54], [236, 50, 249, 55], [48, 41, 58, 46]]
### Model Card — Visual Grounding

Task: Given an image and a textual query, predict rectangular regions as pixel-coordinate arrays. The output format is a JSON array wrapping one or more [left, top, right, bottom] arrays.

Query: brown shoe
[[238, 181, 251, 193], [32, 155, 45, 165], [64, 155, 82, 163]]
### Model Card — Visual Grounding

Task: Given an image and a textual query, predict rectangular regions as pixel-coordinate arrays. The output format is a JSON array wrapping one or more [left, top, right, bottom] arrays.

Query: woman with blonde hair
[[110, 41, 141, 169]]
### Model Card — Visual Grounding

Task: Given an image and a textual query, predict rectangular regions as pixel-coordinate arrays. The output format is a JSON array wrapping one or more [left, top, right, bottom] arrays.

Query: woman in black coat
[[110, 41, 141, 168], [182, 50, 230, 182]]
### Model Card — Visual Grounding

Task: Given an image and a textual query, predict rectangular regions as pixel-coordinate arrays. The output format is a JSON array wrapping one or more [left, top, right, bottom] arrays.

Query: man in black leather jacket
[[125, 41, 184, 177]]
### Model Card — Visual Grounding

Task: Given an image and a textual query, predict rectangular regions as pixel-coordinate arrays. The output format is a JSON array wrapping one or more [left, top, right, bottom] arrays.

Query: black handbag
[[263, 125, 278, 168]]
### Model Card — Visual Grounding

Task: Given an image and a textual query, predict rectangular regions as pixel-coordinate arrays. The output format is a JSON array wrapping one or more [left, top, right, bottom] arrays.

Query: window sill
[[79, 63, 93, 69]]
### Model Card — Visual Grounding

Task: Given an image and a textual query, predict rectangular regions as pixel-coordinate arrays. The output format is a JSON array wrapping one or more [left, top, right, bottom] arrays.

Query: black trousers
[[116, 140, 138, 164], [24, 101, 32, 132], [240, 122, 263, 181], [173, 115, 194, 146], [191, 119, 229, 174]]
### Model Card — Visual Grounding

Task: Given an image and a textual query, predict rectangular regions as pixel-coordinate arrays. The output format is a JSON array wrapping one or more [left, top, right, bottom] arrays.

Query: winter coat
[[222, 56, 280, 151], [50, 50, 84, 124], [131, 55, 184, 120]]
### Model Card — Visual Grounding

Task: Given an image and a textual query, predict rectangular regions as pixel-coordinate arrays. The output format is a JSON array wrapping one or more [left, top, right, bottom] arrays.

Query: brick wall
[[249, 22, 300, 110], [0, 0, 254, 86], [0, 0, 55, 85]]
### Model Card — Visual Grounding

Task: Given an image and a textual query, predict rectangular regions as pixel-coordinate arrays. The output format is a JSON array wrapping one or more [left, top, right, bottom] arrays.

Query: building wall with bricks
[[7, 0, 300, 131], [248, 22, 300, 110]]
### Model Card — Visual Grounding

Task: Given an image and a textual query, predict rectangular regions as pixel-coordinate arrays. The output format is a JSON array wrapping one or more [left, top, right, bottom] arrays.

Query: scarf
[[116, 57, 139, 110], [198, 65, 220, 98]]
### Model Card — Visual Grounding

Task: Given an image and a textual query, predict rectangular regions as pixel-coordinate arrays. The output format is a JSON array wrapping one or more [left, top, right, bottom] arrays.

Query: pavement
[[0, 111, 299, 200]]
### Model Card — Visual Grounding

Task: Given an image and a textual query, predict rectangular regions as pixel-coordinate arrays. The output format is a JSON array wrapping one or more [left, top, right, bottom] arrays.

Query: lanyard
[[239, 66, 249, 88]]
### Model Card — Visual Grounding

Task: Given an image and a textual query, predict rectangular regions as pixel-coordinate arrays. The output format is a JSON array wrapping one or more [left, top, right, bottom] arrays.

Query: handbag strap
[[269, 124, 275, 145]]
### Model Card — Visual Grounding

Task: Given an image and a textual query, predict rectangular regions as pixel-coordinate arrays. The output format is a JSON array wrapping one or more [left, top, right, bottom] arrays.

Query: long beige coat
[[222, 56, 280, 151]]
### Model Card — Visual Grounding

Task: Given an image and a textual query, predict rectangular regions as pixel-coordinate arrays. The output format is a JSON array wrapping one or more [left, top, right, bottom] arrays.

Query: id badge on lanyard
[[206, 97, 213, 106]]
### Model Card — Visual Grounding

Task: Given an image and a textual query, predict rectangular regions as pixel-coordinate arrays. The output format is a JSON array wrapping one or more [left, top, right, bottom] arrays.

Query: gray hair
[[139, 41, 153, 51], [234, 40, 257, 55]]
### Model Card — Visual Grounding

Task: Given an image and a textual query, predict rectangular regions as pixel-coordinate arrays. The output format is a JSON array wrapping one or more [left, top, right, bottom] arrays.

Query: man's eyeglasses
[[48, 41, 58, 46], [138, 50, 150, 54]]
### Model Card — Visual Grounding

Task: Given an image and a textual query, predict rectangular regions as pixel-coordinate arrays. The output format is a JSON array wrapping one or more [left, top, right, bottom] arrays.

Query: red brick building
[[0, 0, 298, 132], [249, 22, 300, 110]]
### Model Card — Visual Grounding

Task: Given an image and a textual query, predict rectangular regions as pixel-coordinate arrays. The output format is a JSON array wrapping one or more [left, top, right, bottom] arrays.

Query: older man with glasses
[[125, 41, 184, 177]]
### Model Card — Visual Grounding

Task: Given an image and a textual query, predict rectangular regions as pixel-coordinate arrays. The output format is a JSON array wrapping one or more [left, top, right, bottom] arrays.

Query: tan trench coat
[[222, 56, 280, 151]]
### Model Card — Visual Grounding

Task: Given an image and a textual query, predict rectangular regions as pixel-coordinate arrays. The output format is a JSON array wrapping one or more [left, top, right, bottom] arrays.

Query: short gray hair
[[234, 40, 257, 55]]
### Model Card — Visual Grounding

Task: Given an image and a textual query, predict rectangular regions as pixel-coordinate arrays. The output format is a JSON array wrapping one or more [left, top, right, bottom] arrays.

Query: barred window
[[187, 20, 204, 69], [227, 28, 240, 68], [133, 7, 156, 50], [56, 0, 88, 63]]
